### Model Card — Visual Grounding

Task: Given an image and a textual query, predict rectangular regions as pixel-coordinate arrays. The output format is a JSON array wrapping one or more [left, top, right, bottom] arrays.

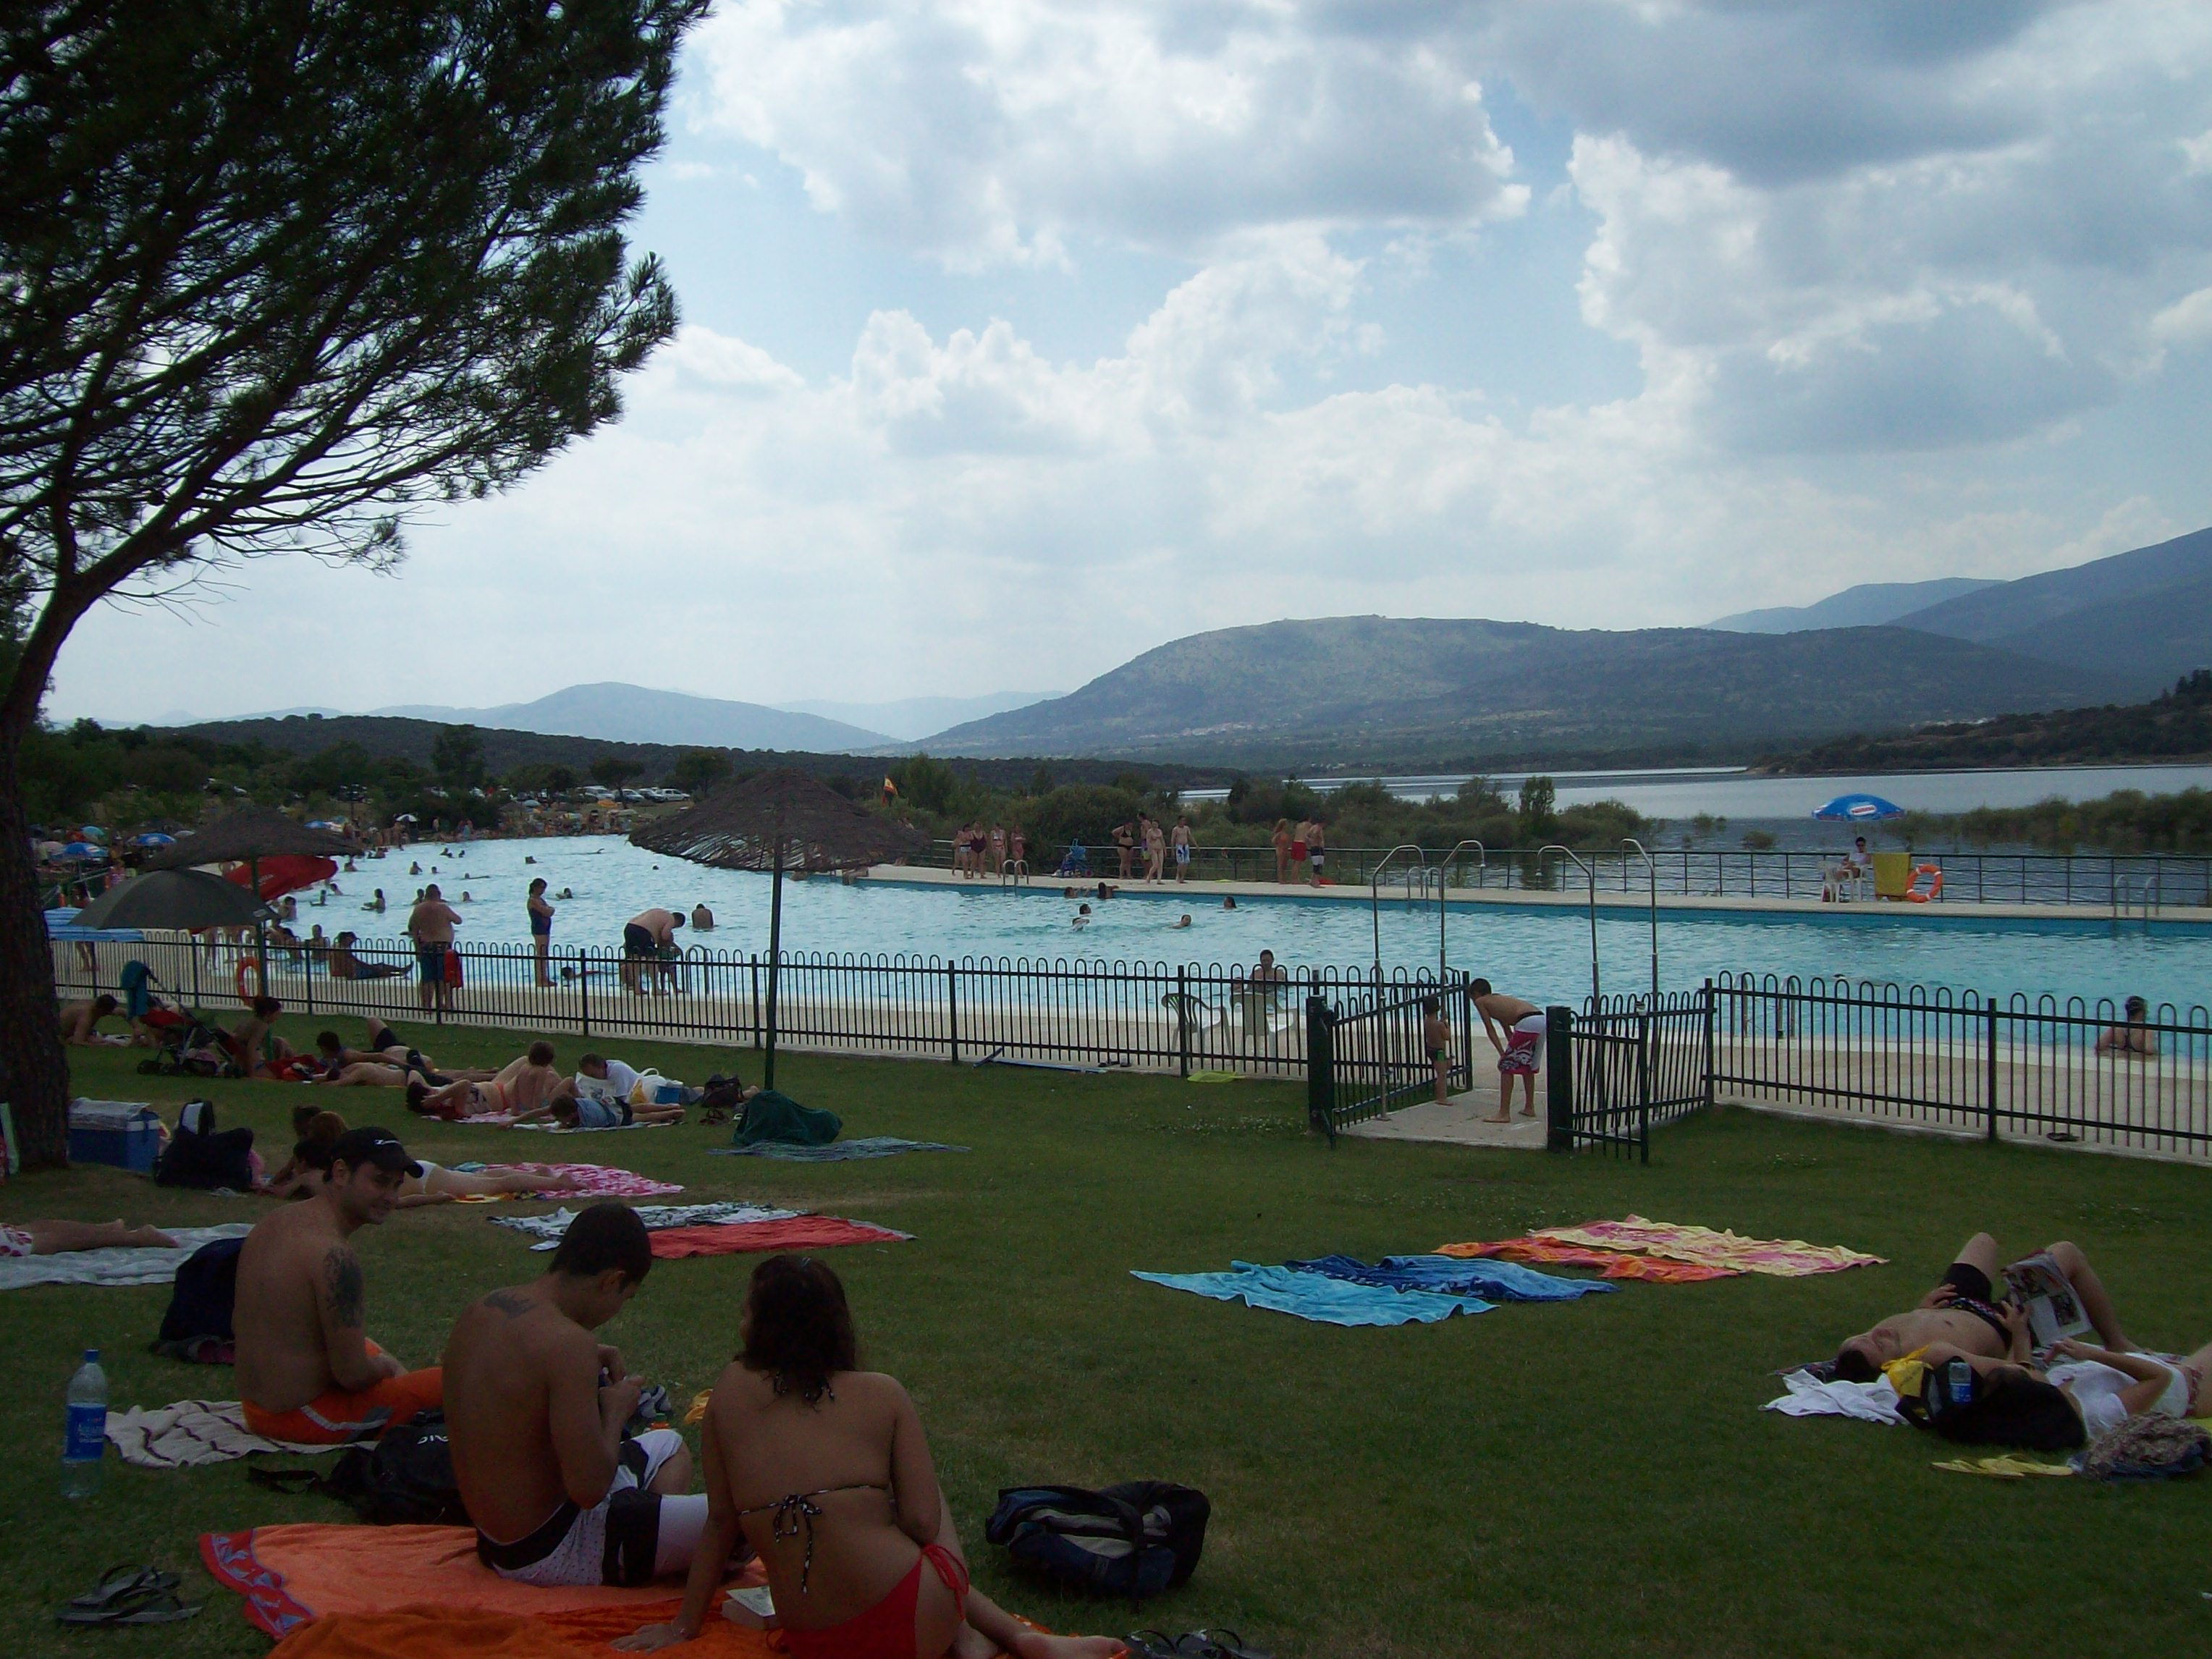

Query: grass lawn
[[4, 1013, 2211, 1658]]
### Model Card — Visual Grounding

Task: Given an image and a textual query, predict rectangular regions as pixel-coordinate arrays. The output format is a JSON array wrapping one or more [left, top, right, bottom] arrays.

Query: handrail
[[1368, 844, 1427, 979], [1621, 837, 1658, 1001], [1539, 843, 1600, 1008], [1437, 840, 1485, 975]]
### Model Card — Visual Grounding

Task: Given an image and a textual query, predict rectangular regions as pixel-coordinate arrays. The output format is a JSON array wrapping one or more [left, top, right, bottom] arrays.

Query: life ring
[[235, 956, 264, 1003], [1905, 864, 1943, 903]]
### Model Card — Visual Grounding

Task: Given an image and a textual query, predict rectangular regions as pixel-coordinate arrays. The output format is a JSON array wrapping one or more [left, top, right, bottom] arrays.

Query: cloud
[[689, 1, 1527, 266], [2151, 285, 2212, 349]]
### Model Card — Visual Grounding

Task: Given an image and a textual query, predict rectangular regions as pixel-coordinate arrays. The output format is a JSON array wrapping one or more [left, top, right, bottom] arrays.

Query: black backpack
[[154, 1099, 257, 1190], [156, 1236, 242, 1346], [251, 1412, 469, 1526], [985, 1482, 1209, 1601]]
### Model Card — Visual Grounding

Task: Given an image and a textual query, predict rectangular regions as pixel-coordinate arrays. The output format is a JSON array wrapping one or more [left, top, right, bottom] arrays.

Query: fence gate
[[1546, 994, 1714, 1163]]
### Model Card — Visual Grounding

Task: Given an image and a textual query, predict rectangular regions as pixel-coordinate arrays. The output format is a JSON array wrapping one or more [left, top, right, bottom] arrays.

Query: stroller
[[132, 968, 240, 1078], [1054, 842, 1091, 877]]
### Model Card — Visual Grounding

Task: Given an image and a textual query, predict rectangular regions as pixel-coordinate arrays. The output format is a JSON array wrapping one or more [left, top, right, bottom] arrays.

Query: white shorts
[[476, 1428, 706, 1587]]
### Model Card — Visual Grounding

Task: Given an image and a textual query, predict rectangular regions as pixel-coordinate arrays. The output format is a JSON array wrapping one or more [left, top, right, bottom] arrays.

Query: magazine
[[2004, 1252, 2094, 1348]]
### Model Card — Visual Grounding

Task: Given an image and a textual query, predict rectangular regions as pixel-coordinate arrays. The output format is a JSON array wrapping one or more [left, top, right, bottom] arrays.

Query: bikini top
[[737, 1482, 892, 1593]]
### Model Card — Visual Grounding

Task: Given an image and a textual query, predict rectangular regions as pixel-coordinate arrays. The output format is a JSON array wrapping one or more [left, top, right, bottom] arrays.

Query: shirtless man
[[408, 884, 461, 1011], [1831, 1233, 2134, 1382], [447, 1204, 712, 1587], [1170, 815, 1192, 883], [410, 1042, 572, 1120], [233, 1126, 444, 1443], [622, 907, 685, 994], [1470, 979, 1545, 1122], [58, 995, 122, 1045]]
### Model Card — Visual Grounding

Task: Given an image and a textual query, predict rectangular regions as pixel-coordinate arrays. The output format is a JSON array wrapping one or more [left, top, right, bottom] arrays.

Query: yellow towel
[[1932, 1454, 2072, 1479]]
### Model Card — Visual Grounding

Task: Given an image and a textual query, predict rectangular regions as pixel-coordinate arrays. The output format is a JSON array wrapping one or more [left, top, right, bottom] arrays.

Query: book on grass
[[2004, 1252, 2093, 1348]]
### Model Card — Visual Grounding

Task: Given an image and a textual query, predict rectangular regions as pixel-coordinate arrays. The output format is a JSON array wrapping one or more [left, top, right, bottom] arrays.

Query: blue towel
[[1133, 1262, 1493, 1326], [1286, 1254, 1616, 1302], [709, 1137, 969, 1162]]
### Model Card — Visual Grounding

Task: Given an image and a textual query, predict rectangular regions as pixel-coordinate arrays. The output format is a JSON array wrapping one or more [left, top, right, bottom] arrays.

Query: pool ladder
[[2113, 871, 2160, 931]]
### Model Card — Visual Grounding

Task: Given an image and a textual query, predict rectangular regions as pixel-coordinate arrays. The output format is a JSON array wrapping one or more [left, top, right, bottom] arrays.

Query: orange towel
[[202, 1524, 753, 1639], [1434, 1237, 1738, 1283], [648, 1217, 910, 1259]]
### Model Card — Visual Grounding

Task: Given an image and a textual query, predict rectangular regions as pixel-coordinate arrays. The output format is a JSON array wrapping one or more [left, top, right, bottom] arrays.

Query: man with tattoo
[[234, 1126, 445, 1443], [445, 1204, 714, 1586]]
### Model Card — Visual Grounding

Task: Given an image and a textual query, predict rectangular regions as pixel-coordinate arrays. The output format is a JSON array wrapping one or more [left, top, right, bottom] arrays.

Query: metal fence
[[932, 839, 2212, 909], [1545, 994, 1713, 1162], [1304, 977, 1474, 1144]]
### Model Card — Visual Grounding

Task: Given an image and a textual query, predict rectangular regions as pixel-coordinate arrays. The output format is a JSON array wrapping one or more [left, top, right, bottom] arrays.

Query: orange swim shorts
[[242, 1344, 443, 1444]]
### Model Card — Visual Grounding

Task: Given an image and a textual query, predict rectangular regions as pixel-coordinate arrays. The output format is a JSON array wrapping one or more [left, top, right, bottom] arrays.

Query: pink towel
[[499, 1163, 683, 1199]]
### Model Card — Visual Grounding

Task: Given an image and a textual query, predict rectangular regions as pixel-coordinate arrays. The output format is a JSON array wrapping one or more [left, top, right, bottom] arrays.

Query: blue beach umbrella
[[1812, 793, 1904, 822], [305, 819, 346, 831], [59, 840, 107, 860], [132, 832, 177, 848]]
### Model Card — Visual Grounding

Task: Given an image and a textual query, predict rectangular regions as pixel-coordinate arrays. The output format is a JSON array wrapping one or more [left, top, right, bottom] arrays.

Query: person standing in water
[[528, 878, 557, 988]]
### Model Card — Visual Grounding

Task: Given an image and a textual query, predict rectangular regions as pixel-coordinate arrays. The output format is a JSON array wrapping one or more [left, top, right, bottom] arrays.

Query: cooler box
[[67, 1099, 164, 1173]]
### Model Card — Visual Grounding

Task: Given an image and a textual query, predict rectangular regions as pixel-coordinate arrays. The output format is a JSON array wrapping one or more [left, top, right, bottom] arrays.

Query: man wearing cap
[[234, 1126, 445, 1443]]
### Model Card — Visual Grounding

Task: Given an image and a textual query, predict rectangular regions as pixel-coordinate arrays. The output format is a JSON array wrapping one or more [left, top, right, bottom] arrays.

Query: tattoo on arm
[[323, 1246, 365, 1329]]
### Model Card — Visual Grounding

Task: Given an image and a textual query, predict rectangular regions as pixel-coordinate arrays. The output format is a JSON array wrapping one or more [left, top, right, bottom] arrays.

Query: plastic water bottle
[[1946, 1357, 1974, 1408], [63, 1349, 107, 1498]]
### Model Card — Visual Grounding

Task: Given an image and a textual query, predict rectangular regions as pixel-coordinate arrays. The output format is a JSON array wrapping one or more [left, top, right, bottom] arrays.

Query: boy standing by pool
[[1424, 997, 1453, 1105], [1470, 979, 1545, 1122]]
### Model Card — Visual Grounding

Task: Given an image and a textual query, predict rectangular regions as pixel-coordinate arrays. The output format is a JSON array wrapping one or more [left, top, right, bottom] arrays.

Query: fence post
[[1701, 979, 1716, 1111], [1985, 1001, 1999, 1143], [947, 963, 960, 1064], [1637, 1011, 1652, 1165], [579, 950, 591, 1037], [1545, 1004, 1574, 1152], [749, 956, 761, 1049], [1176, 966, 1190, 1079], [1304, 994, 1335, 1146]]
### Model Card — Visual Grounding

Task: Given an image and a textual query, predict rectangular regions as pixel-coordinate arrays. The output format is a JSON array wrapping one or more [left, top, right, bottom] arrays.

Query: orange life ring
[[235, 956, 264, 1003], [1905, 864, 1943, 903]]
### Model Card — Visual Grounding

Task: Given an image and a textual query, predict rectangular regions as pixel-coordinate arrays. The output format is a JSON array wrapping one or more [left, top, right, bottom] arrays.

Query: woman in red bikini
[[617, 1257, 1125, 1659]]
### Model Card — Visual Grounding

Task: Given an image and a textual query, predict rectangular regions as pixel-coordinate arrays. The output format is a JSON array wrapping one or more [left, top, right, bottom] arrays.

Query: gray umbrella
[[72, 869, 269, 931], [137, 806, 350, 995]]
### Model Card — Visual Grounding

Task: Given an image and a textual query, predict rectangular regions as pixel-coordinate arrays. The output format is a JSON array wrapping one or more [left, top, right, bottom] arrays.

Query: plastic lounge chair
[[1161, 991, 1225, 1035]]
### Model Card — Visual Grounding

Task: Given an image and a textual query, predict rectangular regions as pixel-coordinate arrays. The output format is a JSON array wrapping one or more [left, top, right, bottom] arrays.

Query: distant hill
[[927, 616, 2123, 766], [1886, 525, 2212, 694], [775, 691, 1062, 743], [1759, 671, 2212, 774], [1709, 577, 2000, 633], [369, 683, 894, 752]]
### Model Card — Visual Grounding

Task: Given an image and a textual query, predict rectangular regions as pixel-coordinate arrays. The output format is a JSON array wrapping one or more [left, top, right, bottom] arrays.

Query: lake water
[[309, 834, 2211, 1014]]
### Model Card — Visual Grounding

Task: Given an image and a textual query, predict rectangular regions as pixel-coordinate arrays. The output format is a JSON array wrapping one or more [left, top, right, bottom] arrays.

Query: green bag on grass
[[732, 1089, 842, 1149]]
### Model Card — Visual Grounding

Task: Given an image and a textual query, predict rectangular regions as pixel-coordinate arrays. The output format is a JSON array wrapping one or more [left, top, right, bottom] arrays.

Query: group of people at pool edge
[[231, 1128, 1128, 1658]]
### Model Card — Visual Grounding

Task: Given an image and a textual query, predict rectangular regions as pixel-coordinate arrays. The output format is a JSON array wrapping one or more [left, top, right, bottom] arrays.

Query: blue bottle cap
[[83, 1349, 99, 1363]]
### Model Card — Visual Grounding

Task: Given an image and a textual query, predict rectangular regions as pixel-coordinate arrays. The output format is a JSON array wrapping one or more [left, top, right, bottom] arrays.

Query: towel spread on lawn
[[709, 1136, 968, 1162], [1435, 1216, 1883, 1283], [107, 1399, 342, 1469], [1134, 1262, 1498, 1325], [450, 1162, 683, 1199], [491, 1203, 911, 1257], [1437, 1237, 1739, 1283], [1286, 1254, 1618, 1302], [0, 1223, 255, 1291], [200, 1523, 757, 1642]]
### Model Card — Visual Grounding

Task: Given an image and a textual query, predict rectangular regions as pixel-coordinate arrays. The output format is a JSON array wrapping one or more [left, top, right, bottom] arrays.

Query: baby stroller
[[1054, 843, 1091, 877], [136, 1005, 242, 1079]]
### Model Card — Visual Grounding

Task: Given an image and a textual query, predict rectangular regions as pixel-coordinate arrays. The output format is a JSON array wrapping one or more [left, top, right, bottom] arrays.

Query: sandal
[[1123, 1634, 1181, 1659], [60, 1566, 174, 1616], [57, 1568, 198, 1626], [1196, 1632, 1273, 1659]]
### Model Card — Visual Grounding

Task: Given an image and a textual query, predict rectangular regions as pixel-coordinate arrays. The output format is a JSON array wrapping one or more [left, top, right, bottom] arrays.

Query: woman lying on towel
[[266, 1112, 577, 1205], [0, 1219, 178, 1257], [615, 1256, 1125, 1659], [1918, 1334, 2208, 1443]]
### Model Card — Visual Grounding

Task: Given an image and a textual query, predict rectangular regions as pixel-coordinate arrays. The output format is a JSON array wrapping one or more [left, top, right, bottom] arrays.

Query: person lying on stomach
[[446, 1204, 713, 1587], [233, 1126, 443, 1443]]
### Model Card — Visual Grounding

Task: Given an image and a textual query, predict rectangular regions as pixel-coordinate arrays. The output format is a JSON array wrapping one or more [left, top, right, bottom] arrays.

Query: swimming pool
[[300, 835, 2211, 1012]]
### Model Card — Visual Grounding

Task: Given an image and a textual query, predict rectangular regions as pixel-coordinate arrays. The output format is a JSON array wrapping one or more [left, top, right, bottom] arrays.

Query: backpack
[[984, 1482, 1209, 1601], [154, 1100, 257, 1190], [156, 1236, 243, 1346], [251, 1412, 468, 1526]]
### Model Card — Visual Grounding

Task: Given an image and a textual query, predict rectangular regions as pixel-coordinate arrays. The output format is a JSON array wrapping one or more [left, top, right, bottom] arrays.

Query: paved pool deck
[[859, 863, 2212, 926]]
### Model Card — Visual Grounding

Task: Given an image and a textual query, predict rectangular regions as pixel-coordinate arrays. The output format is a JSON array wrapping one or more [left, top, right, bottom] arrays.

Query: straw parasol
[[630, 769, 927, 1086], [140, 806, 353, 995]]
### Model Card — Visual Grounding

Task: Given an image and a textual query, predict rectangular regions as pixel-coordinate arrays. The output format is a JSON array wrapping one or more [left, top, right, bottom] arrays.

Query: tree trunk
[[0, 729, 73, 1167]]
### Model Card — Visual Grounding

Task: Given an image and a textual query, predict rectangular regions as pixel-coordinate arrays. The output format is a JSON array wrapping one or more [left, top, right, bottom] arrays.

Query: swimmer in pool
[[1173, 914, 1192, 929]]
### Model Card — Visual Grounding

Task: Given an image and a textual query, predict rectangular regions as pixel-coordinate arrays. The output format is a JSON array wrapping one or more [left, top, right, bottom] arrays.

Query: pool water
[[297, 836, 2211, 1013]]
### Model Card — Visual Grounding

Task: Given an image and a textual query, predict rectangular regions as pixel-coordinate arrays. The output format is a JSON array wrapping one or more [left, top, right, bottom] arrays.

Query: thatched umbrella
[[140, 806, 354, 995], [630, 769, 927, 1086]]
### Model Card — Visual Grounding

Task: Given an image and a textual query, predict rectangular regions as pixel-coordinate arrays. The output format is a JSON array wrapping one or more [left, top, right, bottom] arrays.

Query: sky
[[48, 0, 2212, 725]]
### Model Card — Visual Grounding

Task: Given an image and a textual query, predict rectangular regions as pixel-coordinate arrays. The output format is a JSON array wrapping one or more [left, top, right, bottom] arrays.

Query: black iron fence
[[931, 839, 2212, 908], [1304, 977, 1474, 1144], [1544, 994, 1713, 1162]]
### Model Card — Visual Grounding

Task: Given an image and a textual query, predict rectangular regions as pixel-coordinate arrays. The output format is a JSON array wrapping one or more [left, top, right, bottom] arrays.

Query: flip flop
[[1196, 1632, 1274, 1659], [1123, 1634, 1181, 1659], [58, 1578, 198, 1626], [61, 1566, 175, 1616]]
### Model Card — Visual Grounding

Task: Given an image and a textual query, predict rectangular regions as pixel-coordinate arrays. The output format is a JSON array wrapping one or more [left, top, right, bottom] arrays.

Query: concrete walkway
[[1340, 1091, 1549, 1149]]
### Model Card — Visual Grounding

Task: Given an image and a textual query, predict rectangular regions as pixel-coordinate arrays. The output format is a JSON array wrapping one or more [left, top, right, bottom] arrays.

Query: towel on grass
[[1933, 1454, 2074, 1479], [493, 1203, 801, 1250], [1134, 1262, 1493, 1326], [468, 1117, 677, 1134], [1763, 1369, 1904, 1425], [709, 1137, 968, 1162], [1534, 1215, 1883, 1276], [107, 1399, 342, 1469], [200, 1524, 752, 1641], [0, 1223, 255, 1291], [465, 1163, 683, 1199], [1435, 1237, 1737, 1283], [649, 1217, 912, 1259], [1287, 1254, 1617, 1302]]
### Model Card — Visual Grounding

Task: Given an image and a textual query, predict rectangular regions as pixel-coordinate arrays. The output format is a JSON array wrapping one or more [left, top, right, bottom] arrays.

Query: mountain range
[[361, 683, 897, 752], [773, 691, 1063, 743], [1708, 577, 2001, 633]]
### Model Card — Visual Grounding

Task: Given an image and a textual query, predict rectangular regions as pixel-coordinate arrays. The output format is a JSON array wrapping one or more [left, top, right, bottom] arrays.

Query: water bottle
[[63, 1349, 107, 1498], [1946, 1357, 1974, 1409]]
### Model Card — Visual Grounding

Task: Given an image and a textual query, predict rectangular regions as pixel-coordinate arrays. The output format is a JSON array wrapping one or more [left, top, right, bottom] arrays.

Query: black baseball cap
[[327, 1126, 423, 1178]]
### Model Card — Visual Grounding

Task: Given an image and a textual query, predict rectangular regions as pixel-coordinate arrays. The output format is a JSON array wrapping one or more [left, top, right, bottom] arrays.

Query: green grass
[[5, 1016, 2212, 1658]]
